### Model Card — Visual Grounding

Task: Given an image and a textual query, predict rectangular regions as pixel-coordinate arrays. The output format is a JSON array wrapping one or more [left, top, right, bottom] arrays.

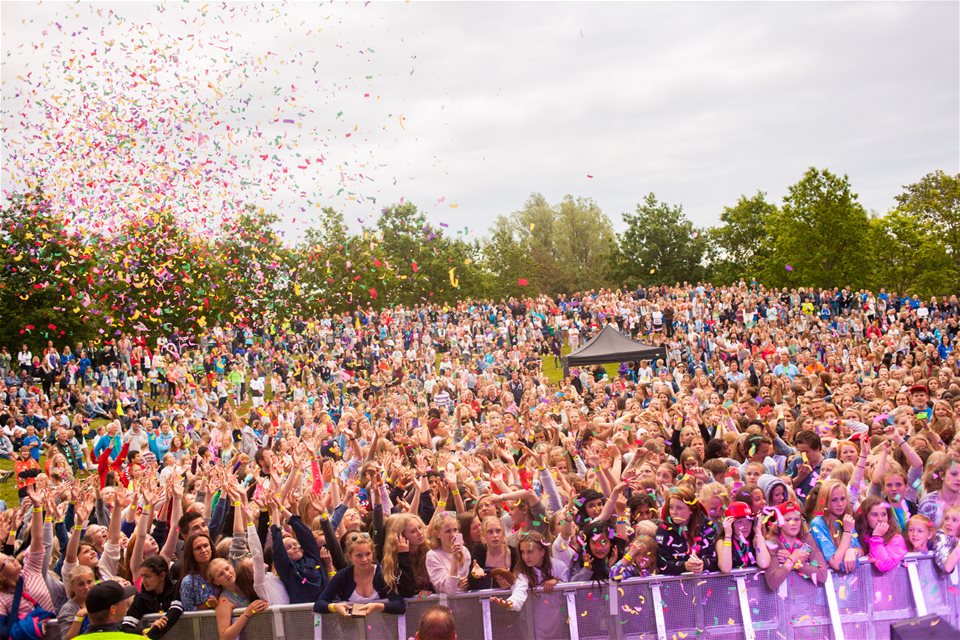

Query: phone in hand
[[453, 533, 464, 548]]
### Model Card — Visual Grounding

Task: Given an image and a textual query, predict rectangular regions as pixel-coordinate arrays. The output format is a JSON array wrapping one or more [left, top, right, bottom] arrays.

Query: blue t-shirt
[[23, 435, 41, 461]]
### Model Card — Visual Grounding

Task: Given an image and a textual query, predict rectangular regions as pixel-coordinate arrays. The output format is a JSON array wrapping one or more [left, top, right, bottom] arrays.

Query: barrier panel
[[39, 553, 960, 640]]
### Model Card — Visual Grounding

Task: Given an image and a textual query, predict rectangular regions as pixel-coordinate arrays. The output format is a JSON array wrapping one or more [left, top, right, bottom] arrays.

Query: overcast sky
[[2, 1, 958, 240]]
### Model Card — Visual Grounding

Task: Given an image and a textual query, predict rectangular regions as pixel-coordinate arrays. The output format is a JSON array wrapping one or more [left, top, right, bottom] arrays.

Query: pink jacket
[[868, 533, 908, 572]]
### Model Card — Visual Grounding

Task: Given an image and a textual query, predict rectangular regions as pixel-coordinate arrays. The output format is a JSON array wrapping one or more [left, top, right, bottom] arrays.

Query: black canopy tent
[[561, 324, 667, 378]]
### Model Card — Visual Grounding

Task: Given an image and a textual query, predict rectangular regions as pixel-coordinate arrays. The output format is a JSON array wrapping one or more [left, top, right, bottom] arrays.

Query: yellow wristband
[[722, 540, 732, 547], [622, 553, 633, 563], [233, 501, 241, 507], [328, 603, 336, 613], [437, 501, 447, 508], [32, 507, 42, 513], [327, 570, 336, 578], [451, 490, 459, 496], [75, 615, 85, 623]]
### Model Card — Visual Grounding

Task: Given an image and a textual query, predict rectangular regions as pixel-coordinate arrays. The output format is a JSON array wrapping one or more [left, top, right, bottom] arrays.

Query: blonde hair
[[381, 514, 422, 591], [480, 516, 508, 556], [206, 557, 231, 587], [698, 482, 730, 508], [811, 480, 853, 546], [67, 564, 95, 586], [942, 504, 960, 533], [427, 512, 458, 550], [828, 462, 855, 485]]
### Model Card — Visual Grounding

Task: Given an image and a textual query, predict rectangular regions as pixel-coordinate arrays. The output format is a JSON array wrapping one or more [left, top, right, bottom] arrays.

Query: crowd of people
[[0, 282, 959, 639]]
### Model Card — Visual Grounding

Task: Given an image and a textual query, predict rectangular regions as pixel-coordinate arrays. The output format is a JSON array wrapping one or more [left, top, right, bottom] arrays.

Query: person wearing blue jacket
[[314, 535, 404, 616]]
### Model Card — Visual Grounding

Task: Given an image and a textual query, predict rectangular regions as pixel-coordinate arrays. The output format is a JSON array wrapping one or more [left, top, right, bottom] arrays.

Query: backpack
[[0, 578, 56, 640]]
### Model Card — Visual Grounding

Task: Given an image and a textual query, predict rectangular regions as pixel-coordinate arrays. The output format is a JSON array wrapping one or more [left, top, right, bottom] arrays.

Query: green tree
[[299, 207, 365, 312], [99, 209, 215, 333], [217, 205, 298, 319], [483, 193, 616, 296], [555, 196, 616, 293], [610, 193, 708, 287], [708, 191, 777, 283], [869, 209, 957, 296], [375, 202, 488, 307], [893, 170, 960, 275], [772, 168, 871, 288], [0, 187, 100, 350]]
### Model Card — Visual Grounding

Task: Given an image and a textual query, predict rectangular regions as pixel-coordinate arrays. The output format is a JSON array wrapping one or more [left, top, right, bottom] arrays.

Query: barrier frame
[[40, 553, 960, 640]]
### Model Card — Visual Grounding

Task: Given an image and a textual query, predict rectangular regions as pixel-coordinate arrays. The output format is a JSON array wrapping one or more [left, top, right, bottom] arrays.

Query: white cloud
[[2, 1, 957, 240]]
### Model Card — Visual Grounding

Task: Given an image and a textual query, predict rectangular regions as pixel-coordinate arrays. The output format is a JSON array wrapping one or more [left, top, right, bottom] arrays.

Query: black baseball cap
[[85, 580, 138, 614]]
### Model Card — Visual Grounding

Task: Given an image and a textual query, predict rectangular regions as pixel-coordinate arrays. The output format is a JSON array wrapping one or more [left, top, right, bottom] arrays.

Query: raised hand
[[25, 485, 43, 510], [841, 513, 856, 533], [722, 516, 735, 538]]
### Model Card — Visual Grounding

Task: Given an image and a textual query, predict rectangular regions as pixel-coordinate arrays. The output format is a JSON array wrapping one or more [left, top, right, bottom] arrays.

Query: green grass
[[540, 345, 619, 384], [0, 458, 20, 507]]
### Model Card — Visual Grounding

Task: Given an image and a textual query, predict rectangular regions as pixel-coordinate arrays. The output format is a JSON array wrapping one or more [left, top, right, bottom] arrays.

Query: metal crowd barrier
[[42, 553, 960, 640]]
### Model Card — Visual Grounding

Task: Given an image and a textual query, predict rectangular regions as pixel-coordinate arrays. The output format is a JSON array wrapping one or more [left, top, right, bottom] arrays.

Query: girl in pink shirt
[[856, 496, 908, 572]]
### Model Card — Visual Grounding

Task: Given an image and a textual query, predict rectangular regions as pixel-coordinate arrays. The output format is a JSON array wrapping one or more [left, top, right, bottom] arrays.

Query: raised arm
[[25, 485, 45, 554], [160, 480, 184, 563], [131, 480, 161, 577], [101, 486, 134, 579]]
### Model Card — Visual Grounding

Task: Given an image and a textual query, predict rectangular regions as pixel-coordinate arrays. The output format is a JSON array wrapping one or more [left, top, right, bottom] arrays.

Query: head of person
[[773, 501, 807, 539], [794, 430, 822, 457], [85, 580, 138, 627], [943, 504, 960, 538], [473, 494, 500, 521], [67, 565, 96, 604], [183, 532, 214, 575], [699, 483, 730, 522], [665, 484, 705, 533], [855, 495, 900, 548], [516, 531, 554, 582], [581, 520, 622, 564], [139, 555, 171, 595], [206, 557, 237, 589], [428, 513, 460, 553], [178, 511, 209, 541], [416, 605, 457, 640], [813, 479, 852, 523], [479, 516, 506, 551], [458, 511, 482, 550], [576, 489, 606, 525], [743, 462, 765, 486], [836, 440, 859, 464], [72, 540, 99, 572], [724, 501, 756, 541], [282, 529, 305, 561], [905, 514, 935, 552], [910, 384, 929, 410], [345, 534, 375, 570], [930, 457, 960, 495], [734, 484, 767, 515]]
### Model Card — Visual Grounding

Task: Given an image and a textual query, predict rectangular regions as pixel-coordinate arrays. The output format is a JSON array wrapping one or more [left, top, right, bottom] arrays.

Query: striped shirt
[[0, 550, 55, 619]]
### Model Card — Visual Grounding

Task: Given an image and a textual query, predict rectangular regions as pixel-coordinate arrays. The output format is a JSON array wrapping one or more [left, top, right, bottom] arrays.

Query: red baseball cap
[[775, 501, 802, 518], [725, 501, 753, 519]]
